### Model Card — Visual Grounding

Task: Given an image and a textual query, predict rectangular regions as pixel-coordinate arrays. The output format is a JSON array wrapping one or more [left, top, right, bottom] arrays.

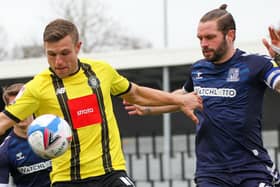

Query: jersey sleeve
[[183, 67, 194, 93], [107, 64, 131, 96], [254, 55, 280, 90], [263, 60, 280, 89]]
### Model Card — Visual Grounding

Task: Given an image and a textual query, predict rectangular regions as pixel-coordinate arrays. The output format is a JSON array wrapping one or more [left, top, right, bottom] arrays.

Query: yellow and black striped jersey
[[5, 58, 131, 183]]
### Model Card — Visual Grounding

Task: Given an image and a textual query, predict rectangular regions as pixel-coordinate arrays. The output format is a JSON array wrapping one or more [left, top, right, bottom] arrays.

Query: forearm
[[124, 83, 184, 106], [143, 105, 180, 115], [141, 89, 185, 115]]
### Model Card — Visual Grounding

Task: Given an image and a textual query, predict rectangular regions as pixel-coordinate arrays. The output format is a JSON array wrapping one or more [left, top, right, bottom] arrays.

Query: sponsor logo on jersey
[[227, 68, 240, 82], [17, 160, 51, 174], [194, 86, 236, 98], [68, 94, 102, 129], [77, 108, 95, 116]]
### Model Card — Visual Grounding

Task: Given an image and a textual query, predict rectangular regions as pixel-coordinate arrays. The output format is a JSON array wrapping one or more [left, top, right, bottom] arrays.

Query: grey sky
[[0, 0, 279, 49]]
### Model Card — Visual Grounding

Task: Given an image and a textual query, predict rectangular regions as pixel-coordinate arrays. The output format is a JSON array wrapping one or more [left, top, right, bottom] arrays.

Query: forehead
[[197, 21, 221, 36], [44, 35, 74, 51]]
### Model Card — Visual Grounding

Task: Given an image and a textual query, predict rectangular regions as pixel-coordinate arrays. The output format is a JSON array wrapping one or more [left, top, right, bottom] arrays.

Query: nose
[[55, 55, 63, 64], [200, 38, 208, 48]]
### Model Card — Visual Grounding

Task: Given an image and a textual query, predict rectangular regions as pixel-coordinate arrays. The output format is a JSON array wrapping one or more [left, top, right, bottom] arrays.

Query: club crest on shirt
[[227, 68, 240, 82], [88, 76, 100, 89]]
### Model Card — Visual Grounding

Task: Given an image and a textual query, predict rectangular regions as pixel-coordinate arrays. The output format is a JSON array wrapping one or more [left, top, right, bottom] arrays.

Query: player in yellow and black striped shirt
[[0, 19, 202, 187]]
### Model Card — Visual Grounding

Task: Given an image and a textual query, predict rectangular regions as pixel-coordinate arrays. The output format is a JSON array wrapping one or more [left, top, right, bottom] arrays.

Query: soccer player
[[0, 83, 51, 187], [124, 4, 280, 187], [0, 19, 202, 187]]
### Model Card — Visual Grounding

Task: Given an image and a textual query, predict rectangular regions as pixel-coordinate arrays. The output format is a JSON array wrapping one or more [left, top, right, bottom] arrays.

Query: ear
[[75, 41, 82, 53], [227, 29, 236, 41]]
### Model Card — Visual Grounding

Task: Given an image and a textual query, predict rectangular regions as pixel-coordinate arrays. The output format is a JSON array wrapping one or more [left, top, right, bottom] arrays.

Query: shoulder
[[0, 135, 12, 159], [80, 58, 119, 77], [237, 49, 273, 66], [80, 58, 113, 69], [33, 68, 53, 80], [25, 68, 53, 88], [193, 58, 207, 65]]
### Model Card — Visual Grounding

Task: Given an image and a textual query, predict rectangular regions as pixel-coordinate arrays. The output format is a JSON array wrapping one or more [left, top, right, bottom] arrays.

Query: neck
[[14, 128, 27, 139], [214, 47, 236, 65]]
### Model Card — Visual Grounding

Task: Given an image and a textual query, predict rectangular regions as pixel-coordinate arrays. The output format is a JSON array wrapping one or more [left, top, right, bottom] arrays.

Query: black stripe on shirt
[[51, 75, 81, 180]]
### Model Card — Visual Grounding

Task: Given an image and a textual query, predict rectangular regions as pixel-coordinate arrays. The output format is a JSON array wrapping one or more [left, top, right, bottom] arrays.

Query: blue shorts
[[196, 175, 275, 187], [195, 163, 280, 187]]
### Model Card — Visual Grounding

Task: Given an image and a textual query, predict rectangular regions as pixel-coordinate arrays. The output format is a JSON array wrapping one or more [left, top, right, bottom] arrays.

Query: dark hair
[[43, 19, 79, 44], [200, 4, 236, 40], [2, 83, 24, 105]]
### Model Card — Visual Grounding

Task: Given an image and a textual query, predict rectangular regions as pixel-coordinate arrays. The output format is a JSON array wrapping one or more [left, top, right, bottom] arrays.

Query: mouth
[[55, 67, 68, 73], [55, 66, 67, 70], [202, 49, 213, 57]]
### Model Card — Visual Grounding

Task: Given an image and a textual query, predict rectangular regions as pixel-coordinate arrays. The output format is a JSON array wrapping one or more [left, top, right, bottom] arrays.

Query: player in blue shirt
[[124, 4, 280, 187], [0, 83, 51, 187]]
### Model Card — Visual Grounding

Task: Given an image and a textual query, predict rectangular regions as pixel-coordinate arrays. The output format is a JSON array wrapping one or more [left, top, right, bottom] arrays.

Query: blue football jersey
[[184, 49, 280, 177], [0, 131, 51, 187]]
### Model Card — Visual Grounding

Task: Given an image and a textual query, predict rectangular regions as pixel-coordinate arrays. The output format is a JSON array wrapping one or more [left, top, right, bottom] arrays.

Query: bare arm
[[124, 89, 186, 115], [122, 83, 201, 106], [122, 85, 202, 124], [0, 112, 15, 135]]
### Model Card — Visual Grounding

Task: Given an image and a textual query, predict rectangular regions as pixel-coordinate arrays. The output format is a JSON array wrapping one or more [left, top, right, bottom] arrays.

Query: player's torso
[[25, 60, 127, 182], [191, 50, 272, 171]]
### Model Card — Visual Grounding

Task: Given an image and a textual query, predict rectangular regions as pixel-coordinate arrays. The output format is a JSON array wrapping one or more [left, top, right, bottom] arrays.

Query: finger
[[262, 38, 270, 50], [269, 26, 277, 40], [124, 105, 136, 111], [186, 110, 199, 125], [197, 95, 203, 104], [123, 101, 133, 107], [197, 103, 203, 111], [123, 100, 133, 105], [128, 111, 138, 115]]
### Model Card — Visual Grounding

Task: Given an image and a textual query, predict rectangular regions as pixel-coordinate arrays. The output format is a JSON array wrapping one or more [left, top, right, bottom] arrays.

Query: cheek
[[47, 56, 56, 65]]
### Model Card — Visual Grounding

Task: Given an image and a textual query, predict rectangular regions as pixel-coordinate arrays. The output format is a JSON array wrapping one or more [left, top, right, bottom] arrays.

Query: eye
[[206, 35, 216, 40], [61, 51, 70, 56], [47, 52, 56, 57]]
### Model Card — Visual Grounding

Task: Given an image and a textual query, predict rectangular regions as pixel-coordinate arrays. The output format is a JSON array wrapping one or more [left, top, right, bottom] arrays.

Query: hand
[[262, 26, 280, 57], [123, 100, 148, 116], [179, 92, 203, 125]]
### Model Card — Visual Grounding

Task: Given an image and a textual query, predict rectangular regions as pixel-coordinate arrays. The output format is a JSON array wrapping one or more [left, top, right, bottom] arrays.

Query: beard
[[202, 38, 228, 63]]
